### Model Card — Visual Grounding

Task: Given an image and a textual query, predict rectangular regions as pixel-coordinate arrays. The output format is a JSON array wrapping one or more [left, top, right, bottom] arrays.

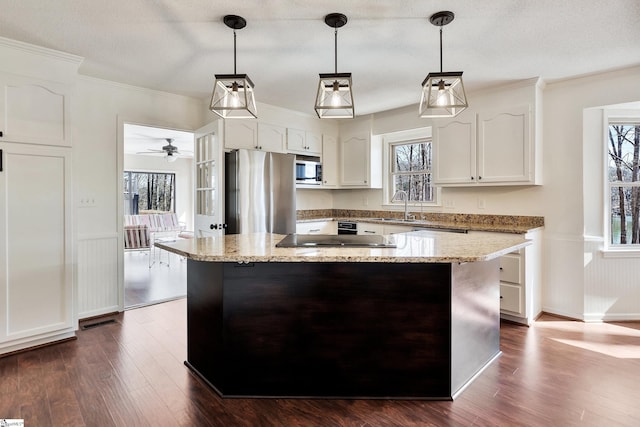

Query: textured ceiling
[[1, 0, 639, 118]]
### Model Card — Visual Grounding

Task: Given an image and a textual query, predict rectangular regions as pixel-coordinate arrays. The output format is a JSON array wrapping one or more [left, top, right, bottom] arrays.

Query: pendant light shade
[[315, 13, 354, 119], [419, 11, 468, 118], [210, 15, 257, 119]]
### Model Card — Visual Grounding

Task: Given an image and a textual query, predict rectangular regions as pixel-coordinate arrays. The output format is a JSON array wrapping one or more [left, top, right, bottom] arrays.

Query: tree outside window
[[124, 171, 176, 214], [390, 140, 433, 202], [608, 123, 640, 245]]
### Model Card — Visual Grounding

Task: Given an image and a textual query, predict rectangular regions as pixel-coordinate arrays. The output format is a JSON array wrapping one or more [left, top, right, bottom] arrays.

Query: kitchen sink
[[371, 218, 417, 222]]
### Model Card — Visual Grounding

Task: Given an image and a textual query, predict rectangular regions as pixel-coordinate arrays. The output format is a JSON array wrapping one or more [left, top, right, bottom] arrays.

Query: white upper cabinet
[[321, 134, 338, 188], [433, 78, 543, 187], [477, 105, 532, 184], [224, 120, 258, 150], [0, 73, 72, 147], [434, 103, 539, 186], [338, 119, 382, 188], [433, 109, 476, 185], [257, 122, 286, 153], [286, 128, 322, 155]]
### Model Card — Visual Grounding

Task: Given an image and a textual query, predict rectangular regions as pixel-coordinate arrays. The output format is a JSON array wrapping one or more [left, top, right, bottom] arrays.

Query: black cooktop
[[275, 234, 397, 248]]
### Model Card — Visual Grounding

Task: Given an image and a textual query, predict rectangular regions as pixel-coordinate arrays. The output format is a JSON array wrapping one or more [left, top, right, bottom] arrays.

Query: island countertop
[[156, 230, 530, 263]]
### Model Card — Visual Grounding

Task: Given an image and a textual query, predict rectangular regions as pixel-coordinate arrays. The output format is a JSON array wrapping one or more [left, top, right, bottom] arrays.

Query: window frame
[[381, 127, 440, 208], [124, 170, 177, 214], [604, 117, 640, 254]]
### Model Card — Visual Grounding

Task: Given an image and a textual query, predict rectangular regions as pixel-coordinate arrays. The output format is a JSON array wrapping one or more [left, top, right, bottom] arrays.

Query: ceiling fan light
[[165, 152, 178, 162], [315, 73, 354, 118], [210, 74, 257, 119], [419, 71, 468, 118]]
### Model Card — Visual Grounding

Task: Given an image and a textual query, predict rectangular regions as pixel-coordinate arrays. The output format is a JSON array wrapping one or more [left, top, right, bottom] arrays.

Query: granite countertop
[[155, 231, 530, 264], [296, 212, 545, 234]]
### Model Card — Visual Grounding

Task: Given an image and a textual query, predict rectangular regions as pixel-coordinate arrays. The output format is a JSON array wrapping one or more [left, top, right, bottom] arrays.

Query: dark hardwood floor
[[1, 299, 640, 426]]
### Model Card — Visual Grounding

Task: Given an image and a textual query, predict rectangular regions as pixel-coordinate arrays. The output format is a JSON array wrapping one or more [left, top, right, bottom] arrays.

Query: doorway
[[123, 123, 194, 308]]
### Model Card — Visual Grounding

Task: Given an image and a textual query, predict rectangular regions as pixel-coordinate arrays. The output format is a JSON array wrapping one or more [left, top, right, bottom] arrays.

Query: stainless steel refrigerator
[[225, 149, 296, 235]]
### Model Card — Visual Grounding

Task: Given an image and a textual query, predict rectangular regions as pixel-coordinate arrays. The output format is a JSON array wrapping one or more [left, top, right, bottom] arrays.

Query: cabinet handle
[[0, 149, 3, 172], [0, 131, 3, 137], [310, 229, 320, 232], [364, 230, 375, 234]]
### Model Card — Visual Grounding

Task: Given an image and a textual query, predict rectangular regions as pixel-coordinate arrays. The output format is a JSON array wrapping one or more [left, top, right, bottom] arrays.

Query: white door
[[194, 121, 225, 238], [0, 142, 73, 344]]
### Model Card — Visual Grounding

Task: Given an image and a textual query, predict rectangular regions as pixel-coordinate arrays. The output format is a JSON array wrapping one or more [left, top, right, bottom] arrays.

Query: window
[[390, 141, 433, 202], [124, 171, 176, 214], [607, 122, 640, 247], [382, 127, 436, 205]]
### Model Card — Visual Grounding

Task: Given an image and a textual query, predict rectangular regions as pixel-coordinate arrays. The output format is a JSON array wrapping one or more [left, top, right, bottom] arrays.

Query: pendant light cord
[[334, 27, 338, 74], [439, 27, 443, 73], [233, 29, 237, 74]]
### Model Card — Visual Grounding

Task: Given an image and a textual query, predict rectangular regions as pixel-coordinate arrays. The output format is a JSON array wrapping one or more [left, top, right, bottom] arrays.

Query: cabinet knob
[[0, 131, 3, 137], [499, 267, 503, 270], [210, 224, 216, 230], [500, 295, 504, 299], [471, 176, 474, 180], [478, 176, 482, 180]]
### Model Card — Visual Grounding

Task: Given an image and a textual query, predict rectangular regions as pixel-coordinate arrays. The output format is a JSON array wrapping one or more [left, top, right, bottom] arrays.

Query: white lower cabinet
[[296, 221, 337, 235], [472, 229, 542, 325], [0, 142, 75, 354], [357, 223, 384, 235]]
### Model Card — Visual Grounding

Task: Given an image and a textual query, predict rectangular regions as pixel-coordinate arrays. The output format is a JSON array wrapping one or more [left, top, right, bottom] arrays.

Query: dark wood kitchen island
[[156, 231, 529, 400]]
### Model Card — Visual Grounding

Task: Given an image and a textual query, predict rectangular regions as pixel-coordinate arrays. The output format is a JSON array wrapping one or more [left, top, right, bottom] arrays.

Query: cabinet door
[[357, 222, 384, 235], [305, 132, 322, 155], [0, 143, 73, 345], [477, 105, 531, 183], [321, 135, 338, 187], [258, 123, 286, 153], [340, 134, 369, 186], [224, 120, 258, 150], [432, 112, 476, 185], [296, 221, 328, 234], [286, 128, 306, 153], [0, 73, 71, 147]]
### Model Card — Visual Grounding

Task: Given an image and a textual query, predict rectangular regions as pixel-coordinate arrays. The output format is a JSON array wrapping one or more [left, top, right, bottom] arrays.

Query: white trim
[[0, 35, 83, 64], [78, 232, 119, 241], [601, 249, 640, 258]]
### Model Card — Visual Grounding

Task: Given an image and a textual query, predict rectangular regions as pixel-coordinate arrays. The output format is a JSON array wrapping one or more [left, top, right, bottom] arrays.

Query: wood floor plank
[[2, 301, 640, 426]]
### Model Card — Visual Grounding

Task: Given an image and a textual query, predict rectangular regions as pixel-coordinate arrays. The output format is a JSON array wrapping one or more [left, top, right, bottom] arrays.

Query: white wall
[[124, 154, 194, 231], [74, 76, 206, 318]]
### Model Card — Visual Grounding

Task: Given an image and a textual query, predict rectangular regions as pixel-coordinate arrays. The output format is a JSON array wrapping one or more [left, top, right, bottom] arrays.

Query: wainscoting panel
[[77, 233, 119, 319], [583, 237, 640, 321]]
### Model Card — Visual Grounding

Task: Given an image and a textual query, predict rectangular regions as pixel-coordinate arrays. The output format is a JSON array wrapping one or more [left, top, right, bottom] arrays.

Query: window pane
[[124, 171, 176, 213], [610, 186, 640, 244], [393, 174, 433, 202], [608, 125, 640, 183], [394, 142, 431, 172]]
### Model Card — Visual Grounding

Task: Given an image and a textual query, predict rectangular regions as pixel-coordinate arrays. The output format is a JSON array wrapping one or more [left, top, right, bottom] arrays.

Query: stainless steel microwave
[[295, 155, 322, 186]]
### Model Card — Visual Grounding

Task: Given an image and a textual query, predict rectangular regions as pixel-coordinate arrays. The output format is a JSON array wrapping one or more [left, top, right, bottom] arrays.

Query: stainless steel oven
[[337, 221, 357, 235]]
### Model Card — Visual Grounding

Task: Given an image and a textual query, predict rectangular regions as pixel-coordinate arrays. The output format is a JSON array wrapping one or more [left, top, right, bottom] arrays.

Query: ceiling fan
[[136, 138, 190, 162]]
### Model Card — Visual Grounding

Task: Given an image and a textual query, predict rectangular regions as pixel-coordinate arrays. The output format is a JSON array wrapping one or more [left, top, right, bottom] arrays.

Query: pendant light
[[314, 13, 354, 119], [419, 11, 468, 118], [210, 15, 258, 119]]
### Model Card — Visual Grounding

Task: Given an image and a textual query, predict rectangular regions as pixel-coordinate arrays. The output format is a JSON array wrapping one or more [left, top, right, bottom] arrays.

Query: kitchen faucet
[[391, 190, 409, 221]]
